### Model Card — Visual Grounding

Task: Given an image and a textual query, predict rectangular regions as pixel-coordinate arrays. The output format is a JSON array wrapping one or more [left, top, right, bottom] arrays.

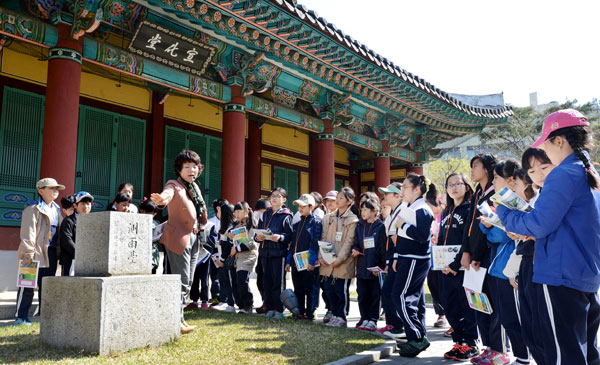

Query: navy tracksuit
[[190, 223, 217, 303], [287, 213, 322, 318], [498, 153, 600, 364], [381, 205, 404, 330], [437, 201, 478, 346], [353, 219, 386, 323], [257, 207, 293, 312], [391, 198, 433, 342], [217, 228, 237, 306], [461, 184, 504, 352]]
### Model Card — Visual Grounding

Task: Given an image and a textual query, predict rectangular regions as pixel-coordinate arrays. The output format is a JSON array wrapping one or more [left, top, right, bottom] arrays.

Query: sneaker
[[211, 302, 228, 311], [361, 320, 377, 332], [376, 324, 394, 334], [444, 328, 454, 337], [471, 349, 493, 364], [238, 307, 252, 314], [185, 302, 199, 310], [331, 317, 347, 328], [445, 343, 480, 361], [479, 351, 510, 365], [264, 310, 276, 318], [180, 322, 194, 334], [272, 311, 285, 320], [434, 315, 449, 328], [384, 327, 406, 339], [323, 310, 333, 323], [326, 316, 339, 326], [210, 298, 220, 305], [225, 305, 236, 313], [256, 304, 268, 314], [200, 302, 209, 310], [355, 319, 364, 328], [14, 318, 32, 326], [399, 337, 430, 357]]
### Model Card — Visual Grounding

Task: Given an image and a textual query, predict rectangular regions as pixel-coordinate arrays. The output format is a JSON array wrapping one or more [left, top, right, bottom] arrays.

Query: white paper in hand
[[462, 264, 487, 293]]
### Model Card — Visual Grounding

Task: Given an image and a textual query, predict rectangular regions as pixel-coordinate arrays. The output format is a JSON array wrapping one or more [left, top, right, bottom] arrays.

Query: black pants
[[357, 277, 381, 322], [427, 269, 445, 316], [218, 265, 237, 306], [381, 266, 404, 328], [210, 261, 220, 300], [324, 276, 351, 320], [391, 258, 429, 342], [16, 246, 57, 319], [493, 276, 529, 360], [262, 256, 286, 312], [291, 268, 320, 318], [474, 253, 503, 352], [320, 276, 330, 310], [236, 270, 254, 310], [61, 259, 72, 277], [518, 257, 544, 363], [439, 270, 478, 346], [256, 256, 264, 303], [190, 260, 210, 303]]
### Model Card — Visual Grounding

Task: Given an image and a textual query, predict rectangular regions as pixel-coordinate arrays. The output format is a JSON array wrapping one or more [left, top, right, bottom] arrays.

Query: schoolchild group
[[14, 109, 600, 364]]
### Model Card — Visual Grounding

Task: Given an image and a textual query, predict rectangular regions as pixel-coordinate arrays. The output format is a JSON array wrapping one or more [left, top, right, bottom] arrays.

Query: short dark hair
[[114, 193, 132, 204], [269, 187, 287, 198], [173, 150, 204, 175], [254, 198, 270, 211], [212, 198, 226, 211], [139, 199, 157, 213], [60, 195, 76, 209], [521, 148, 552, 172], [494, 159, 521, 179], [310, 192, 323, 206], [470, 153, 497, 187]]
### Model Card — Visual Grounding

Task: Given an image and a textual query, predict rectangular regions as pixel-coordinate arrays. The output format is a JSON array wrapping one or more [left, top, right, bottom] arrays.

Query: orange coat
[[159, 179, 205, 255]]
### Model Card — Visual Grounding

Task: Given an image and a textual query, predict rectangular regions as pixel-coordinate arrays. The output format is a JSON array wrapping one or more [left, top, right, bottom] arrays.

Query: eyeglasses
[[270, 194, 282, 199], [447, 183, 465, 188]]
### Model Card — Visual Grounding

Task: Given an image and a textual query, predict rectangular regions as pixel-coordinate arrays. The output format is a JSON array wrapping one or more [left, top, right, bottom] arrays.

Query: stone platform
[[40, 274, 180, 355]]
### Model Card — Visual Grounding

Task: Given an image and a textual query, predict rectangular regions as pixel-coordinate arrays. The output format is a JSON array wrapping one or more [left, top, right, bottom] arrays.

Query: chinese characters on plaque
[[128, 21, 215, 76]]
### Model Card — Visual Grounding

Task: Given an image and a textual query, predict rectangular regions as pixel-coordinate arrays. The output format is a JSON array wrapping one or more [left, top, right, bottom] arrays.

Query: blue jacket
[[394, 198, 434, 259], [286, 213, 322, 268], [353, 219, 386, 279], [497, 153, 600, 292], [257, 206, 293, 258], [480, 224, 514, 280]]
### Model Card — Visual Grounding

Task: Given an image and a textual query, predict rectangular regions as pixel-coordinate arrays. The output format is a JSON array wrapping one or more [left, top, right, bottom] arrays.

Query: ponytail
[[548, 126, 599, 190], [425, 180, 438, 206], [405, 173, 436, 199]]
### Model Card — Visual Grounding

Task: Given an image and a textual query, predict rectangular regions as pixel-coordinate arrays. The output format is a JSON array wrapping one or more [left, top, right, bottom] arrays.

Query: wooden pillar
[[221, 85, 246, 203], [39, 24, 83, 196], [246, 119, 262, 205], [350, 154, 360, 201], [150, 92, 166, 194], [314, 119, 335, 195], [408, 163, 424, 175], [375, 140, 391, 197]]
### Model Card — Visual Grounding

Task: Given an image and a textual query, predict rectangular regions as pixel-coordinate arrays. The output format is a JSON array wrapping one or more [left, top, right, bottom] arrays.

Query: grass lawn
[[1, 309, 384, 364]]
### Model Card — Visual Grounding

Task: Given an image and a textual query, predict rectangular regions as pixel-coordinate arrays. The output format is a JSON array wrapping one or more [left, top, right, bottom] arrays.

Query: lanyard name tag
[[364, 237, 375, 249], [335, 231, 343, 242]]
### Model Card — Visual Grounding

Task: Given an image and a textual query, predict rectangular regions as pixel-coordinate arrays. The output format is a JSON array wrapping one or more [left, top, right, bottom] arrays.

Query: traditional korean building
[[0, 0, 511, 289]]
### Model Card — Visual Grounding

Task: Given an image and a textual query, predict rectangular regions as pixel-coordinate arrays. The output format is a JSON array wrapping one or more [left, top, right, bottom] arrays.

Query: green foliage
[[424, 156, 471, 190], [480, 99, 600, 161]]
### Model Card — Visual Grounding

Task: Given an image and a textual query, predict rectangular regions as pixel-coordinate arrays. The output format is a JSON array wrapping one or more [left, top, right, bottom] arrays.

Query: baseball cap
[[74, 191, 94, 203], [293, 194, 316, 207], [531, 109, 589, 148], [36, 178, 65, 190], [378, 184, 402, 195], [323, 190, 338, 200]]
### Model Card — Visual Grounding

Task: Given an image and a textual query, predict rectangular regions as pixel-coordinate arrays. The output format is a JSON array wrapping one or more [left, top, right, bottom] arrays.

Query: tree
[[424, 155, 471, 190], [480, 99, 600, 161]]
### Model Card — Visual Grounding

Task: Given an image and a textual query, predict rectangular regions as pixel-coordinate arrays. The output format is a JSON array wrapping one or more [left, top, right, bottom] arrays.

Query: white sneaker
[[211, 302, 228, 311], [225, 305, 236, 313], [336, 318, 347, 328], [326, 316, 339, 326], [362, 320, 377, 331]]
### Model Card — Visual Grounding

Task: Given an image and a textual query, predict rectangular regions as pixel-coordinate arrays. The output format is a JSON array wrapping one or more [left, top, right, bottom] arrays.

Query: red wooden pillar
[[39, 24, 83, 196], [375, 140, 391, 197], [150, 92, 166, 194], [222, 85, 246, 203], [350, 154, 360, 200], [408, 163, 424, 175], [314, 119, 335, 195], [246, 119, 262, 205]]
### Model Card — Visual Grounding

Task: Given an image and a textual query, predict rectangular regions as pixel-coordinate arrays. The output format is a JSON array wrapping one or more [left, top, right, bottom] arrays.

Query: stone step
[[0, 290, 38, 320]]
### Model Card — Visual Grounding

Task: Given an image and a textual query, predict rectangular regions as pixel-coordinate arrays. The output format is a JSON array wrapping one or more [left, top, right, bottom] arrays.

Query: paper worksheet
[[462, 264, 487, 293]]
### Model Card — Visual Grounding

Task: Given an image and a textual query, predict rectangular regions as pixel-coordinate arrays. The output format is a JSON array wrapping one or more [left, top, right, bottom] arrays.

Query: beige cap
[[36, 178, 65, 190], [293, 194, 316, 207]]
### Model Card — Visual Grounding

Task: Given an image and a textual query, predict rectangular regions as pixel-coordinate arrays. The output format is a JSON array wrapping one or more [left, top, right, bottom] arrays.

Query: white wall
[[0, 250, 18, 292]]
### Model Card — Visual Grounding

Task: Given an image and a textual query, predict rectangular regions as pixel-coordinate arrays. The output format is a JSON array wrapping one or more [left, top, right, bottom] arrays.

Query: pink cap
[[531, 109, 589, 148], [324, 190, 338, 200]]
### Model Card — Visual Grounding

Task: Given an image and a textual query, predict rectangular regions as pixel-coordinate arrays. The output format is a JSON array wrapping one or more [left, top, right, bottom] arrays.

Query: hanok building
[[0, 0, 511, 289]]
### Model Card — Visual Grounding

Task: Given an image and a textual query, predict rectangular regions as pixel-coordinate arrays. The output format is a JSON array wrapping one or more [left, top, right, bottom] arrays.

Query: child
[[285, 194, 322, 320], [187, 218, 218, 309], [228, 202, 258, 313], [111, 194, 132, 213], [139, 199, 162, 274], [425, 192, 448, 329], [212, 201, 236, 312], [319, 187, 359, 328], [437, 173, 480, 360], [480, 160, 530, 364], [59, 191, 94, 277], [390, 174, 436, 357], [460, 154, 505, 363], [60, 195, 75, 217], [377, 182, 406, 338], [14, 178, 64, 326], [208, 199, 227, 305], [256, 188, 293, 319], [497, 109, 600, 364], [253, 198, 270, 314], [351, 198, 386, 331], [108, 183, 138, 213]]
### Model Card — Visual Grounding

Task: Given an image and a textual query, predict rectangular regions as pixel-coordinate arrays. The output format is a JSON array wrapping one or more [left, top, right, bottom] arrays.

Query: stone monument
[[41, 211, 181, 355]]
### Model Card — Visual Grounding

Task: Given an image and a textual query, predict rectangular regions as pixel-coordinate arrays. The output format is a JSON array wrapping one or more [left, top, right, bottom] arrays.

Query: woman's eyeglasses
[[447, 183, 465, 188]]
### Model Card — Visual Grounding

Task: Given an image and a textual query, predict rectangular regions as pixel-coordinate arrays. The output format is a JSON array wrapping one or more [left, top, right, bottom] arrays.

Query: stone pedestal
[[41, 275, 180, 355], [40, 212, 181, 355]]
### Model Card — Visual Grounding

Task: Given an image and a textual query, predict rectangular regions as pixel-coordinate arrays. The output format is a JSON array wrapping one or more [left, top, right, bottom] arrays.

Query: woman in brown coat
[[319, 187, 359, 328], [151, 150, 207, 334]]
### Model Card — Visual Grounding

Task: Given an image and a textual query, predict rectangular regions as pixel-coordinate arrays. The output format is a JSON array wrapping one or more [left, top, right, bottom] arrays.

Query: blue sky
[[298, 0, 599, 107]]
